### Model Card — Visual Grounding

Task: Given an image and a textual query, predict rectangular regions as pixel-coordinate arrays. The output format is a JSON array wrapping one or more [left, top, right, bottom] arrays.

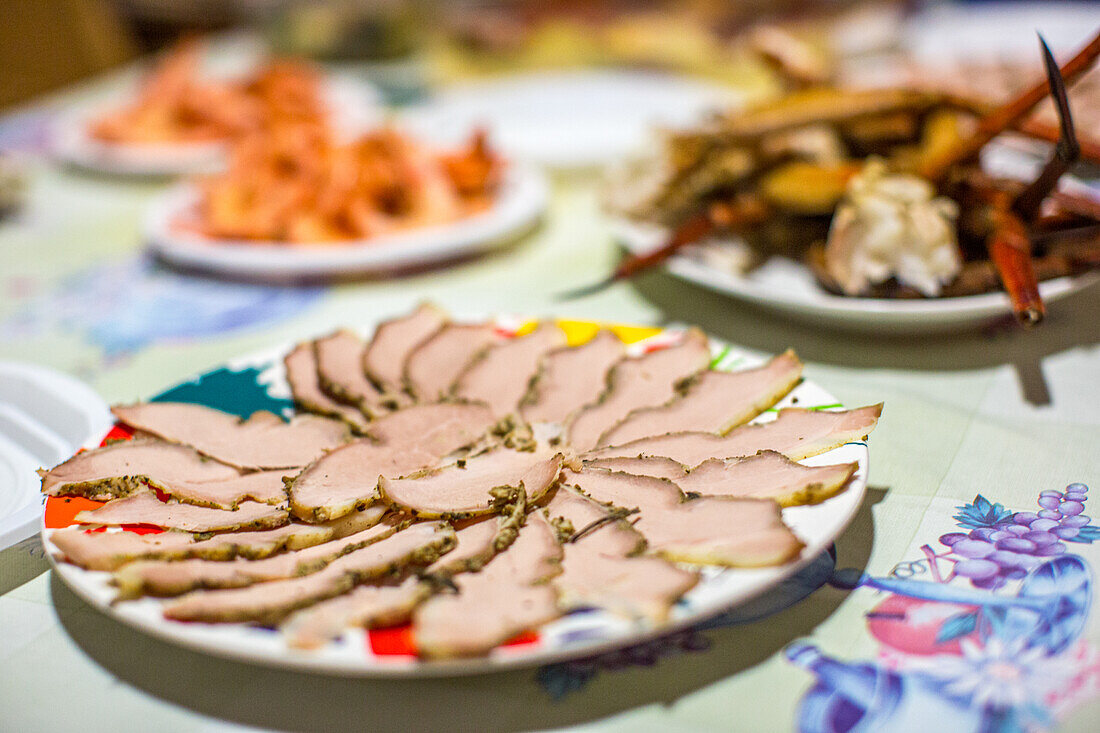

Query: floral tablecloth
[[2, 33, 1100, 733]]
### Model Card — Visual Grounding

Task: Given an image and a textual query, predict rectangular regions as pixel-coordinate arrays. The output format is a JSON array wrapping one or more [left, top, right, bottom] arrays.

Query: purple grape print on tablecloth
[[939, 484, 1097, 590]]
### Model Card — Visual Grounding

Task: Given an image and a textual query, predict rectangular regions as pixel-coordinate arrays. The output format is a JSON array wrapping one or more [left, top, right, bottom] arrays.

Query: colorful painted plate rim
[[142, 162, 548, 278], [43, 319, 869, 676]]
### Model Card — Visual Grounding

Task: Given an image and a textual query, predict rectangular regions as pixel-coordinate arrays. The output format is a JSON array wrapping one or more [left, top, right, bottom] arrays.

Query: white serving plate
[[43, 318, 871, 675], [611, 146, 1100, 334], [0, 362, 113, 550], [143, 161, 547, 280]]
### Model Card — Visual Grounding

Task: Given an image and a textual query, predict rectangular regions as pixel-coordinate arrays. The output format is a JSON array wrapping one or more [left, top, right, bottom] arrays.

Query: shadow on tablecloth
[[49, 488, 883, 733]]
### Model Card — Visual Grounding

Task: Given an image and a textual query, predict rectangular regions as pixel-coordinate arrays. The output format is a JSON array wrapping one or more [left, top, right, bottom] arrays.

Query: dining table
[[1, 29, 1099, 733]]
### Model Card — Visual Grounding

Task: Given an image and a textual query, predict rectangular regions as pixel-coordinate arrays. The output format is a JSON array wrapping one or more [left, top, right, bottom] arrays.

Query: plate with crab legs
[[579, 30, 1100, 333]]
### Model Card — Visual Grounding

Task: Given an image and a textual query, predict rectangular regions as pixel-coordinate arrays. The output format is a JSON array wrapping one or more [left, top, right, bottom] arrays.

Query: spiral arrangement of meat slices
[[42, 304, 881, 658]]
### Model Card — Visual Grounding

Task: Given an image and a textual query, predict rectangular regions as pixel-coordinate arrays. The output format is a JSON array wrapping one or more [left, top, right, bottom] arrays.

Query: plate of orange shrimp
[[143, 125, 547, 279], [53, 39, 380, 177]]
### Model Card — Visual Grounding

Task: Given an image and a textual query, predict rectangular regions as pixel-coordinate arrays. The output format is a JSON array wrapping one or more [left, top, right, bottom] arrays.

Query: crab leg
[[988, 193, 1045, 325], [921, 29, 1100, 181], [557, 195, 770, 300], [1012, 37, 1082, 223]]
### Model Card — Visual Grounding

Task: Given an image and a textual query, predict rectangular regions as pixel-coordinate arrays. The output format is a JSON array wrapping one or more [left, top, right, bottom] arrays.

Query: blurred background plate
[[52, 73, 382, 177], [144, 160, 548, 279], [401, 70, 742, 169], [0, 362, 112, 550]]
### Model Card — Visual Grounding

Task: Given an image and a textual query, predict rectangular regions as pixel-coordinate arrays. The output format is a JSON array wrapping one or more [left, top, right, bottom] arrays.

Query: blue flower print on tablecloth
[[2, 254, 323, 359], [788, 484, 1099, 733]]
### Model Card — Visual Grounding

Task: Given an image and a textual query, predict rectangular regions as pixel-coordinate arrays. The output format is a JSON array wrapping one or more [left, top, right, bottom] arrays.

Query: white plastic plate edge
[[0, 362, 113, 550], [43, 325, 868, 676], [143, 162, 548, 279]]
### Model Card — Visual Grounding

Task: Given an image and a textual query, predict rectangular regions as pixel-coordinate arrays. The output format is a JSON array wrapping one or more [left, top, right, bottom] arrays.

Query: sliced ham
[[583, 455, 687, 481], [318, 504, 390, 538], [565, 329, 710, 452], [40, 439, 239, 500], [587, 453, 855, 508], [543, 484, 646, 557], [283, 497, 526, 649], [427, 492, 526, 575], [111, 402, 350, 471], [585, 404, 883, 464], [413, 513, 562, 658], [314, 330, 395, 413], [567, 468, 804, 567], [404, 323, 501, 401], [676, 452, 857, 507], [379, 450, 563, 519], [114, 520, 402, 598], [287, 403, 497, 522], [49, 523, 332, 572], [452, 323, 567, 417], [284, 342, 370, 433], [282, 577, 430, 649], [164, 521, 456, 624], [556, 542, 699, 623], [363, 303, 447, 395], [150, 470, 291, 510], [363, 402, 496, 454], [74, 492, 288, 533], [521, 330, 626, 425], [595, 351, 803, 448]]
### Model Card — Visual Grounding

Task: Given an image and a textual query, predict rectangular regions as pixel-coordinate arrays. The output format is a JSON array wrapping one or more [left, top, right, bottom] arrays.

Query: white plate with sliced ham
[[41, 307, 880, 675]]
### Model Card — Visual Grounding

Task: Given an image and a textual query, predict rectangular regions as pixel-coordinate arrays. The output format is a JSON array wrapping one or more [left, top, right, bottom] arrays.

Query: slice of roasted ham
[[362, 303, 447, 396], [379, 450, 563, 519], [585, 404, 882, 464], [403, 323, 501, 401], [111, 403, 350, 470], [74, 492, 289, 533], [595, 351, 803, 449], [452, 322, 567, 417], [314, 330, 396, 414], [113, 520, 403, 598], [521, 330, 626, 426], [565, 329, 710, 452], [587, 451, 856, 507], [282, 577, 430, 650], [40, 439, 240, 500], [152, 470, 292, 510], [49, 523, 333, 572], [567, 468, 804, 567], [543, 484, 696, 621], [413, 512, 562, 658], [163, 521, 456, 624], [284, 342, 370, 433], [282, 498, 527, 649], [287, 403, 497, 522], [676, 452, 857, 507]]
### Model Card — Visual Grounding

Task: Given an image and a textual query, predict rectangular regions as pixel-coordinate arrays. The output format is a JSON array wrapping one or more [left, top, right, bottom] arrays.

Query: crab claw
[[988, 202, 1045, 326], [1012, 34, 1082, 222]]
